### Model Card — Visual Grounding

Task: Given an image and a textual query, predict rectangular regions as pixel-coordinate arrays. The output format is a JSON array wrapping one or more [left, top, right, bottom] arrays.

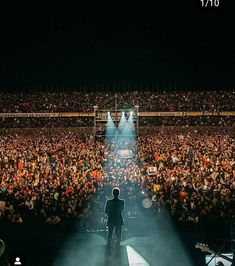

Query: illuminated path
[[126, 245, 150, 266], [53, 234, 152, 266]]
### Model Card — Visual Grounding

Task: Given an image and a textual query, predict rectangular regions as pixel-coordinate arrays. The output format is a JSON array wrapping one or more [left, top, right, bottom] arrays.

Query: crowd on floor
[[0, 129, 234, 230], [0, 116, 234, 129]]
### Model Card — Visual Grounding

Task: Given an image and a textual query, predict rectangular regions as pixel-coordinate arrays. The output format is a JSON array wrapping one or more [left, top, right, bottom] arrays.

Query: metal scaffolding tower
[[93, 94, 139, 140]]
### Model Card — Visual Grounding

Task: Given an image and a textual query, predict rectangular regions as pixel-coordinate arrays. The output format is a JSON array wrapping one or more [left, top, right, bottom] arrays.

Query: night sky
[[0, 2, 234, 91]]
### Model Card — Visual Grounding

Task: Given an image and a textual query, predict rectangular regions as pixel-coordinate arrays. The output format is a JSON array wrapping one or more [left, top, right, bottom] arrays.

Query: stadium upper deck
[[0, 90, 234, 113]]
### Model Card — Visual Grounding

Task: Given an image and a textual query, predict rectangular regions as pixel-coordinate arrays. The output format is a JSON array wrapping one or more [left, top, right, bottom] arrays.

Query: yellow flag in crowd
[[153, 183, 160, 193]]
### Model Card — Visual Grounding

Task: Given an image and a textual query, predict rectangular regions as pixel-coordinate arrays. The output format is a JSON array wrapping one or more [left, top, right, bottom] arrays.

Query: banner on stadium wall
[[221, 111, 235, 116], [0, 113, 62, 118], [0, 111, 234, 118], [186, 112, 221, 116], [139, 112, 185, 117], [62, 112, 94, 117], [0, 112, 93, 118], [139, 111, 235, 117]]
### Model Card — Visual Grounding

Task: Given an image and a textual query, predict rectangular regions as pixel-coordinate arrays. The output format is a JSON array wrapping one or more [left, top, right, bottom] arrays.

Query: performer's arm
[[105, 200, 110, 214], [121, 200, 125, 211]]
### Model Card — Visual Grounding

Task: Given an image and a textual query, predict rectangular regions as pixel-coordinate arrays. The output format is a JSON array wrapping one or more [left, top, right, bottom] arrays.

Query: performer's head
[[112, 187, 120, 198]]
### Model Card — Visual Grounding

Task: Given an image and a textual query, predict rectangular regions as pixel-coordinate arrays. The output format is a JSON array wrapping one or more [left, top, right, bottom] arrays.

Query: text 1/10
[[201, 0, 219, 7]]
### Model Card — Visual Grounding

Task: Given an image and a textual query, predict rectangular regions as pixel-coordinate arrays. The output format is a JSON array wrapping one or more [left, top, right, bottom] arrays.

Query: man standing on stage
[[105, 188, 125, 247]]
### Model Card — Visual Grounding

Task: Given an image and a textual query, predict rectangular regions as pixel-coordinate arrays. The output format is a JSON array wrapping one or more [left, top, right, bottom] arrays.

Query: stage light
[[105, 111, 116, 139], [117, 111, 127, 134]]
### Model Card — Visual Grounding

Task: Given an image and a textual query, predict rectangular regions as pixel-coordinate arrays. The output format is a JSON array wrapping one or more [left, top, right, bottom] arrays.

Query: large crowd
[[140, 116, 235, 127], [0, 129, 234, 230], [0, 90, 234, 113], [0, 117, 93, 128], [140, 131, 235, 224], [0, 90, 234, 129], [0, 116, 235, 128], [0, 89, 234, 230]]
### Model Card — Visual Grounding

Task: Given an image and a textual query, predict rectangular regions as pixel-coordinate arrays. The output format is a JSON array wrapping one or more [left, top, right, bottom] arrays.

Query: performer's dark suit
[[105, 197, 125, 246]]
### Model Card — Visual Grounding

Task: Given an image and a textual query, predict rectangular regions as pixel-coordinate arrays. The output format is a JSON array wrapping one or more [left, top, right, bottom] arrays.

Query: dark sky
[[0, 2, 234, 90]]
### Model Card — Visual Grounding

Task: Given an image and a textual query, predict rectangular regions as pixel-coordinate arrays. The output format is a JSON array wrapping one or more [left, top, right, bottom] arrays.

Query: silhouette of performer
[[105, 188, 125, 247]]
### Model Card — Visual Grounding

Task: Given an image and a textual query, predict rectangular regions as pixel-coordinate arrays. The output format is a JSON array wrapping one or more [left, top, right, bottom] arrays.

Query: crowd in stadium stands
[[140, 116, 235, 127], [0, 116, 234, 128], [0, 117, 93, 128], [0, 130, 234, 230], [0, 90, 234, 113], [0, 90, 234, 129]]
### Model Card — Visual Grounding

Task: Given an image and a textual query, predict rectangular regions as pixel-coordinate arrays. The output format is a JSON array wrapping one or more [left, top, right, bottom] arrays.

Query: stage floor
[[5, 230, 206, 266]]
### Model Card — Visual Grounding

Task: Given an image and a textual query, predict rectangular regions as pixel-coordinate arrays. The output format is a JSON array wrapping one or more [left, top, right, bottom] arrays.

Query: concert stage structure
[[93, 94, 139, 139]]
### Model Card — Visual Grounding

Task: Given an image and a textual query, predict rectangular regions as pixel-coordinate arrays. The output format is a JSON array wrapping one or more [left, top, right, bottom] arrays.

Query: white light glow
[[126, 245, 150, 266]]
